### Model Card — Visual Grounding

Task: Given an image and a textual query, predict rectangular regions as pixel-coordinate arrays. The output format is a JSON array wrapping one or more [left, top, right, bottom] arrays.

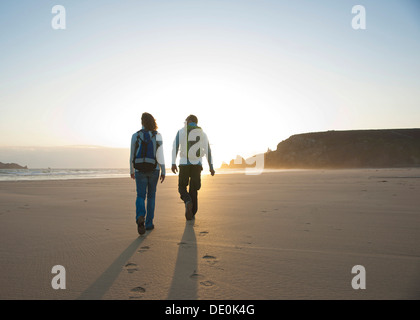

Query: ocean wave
[[0, 168, 129, 181]]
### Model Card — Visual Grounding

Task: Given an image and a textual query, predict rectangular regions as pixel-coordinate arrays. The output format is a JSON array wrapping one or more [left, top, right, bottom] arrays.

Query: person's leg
[[189, 189, 198, 216], [178, 165, 192, 203], [179, 165, 194, 220], [189, 165, 202, 216], [145, 170, 159, 229], [135, 171, 148, 234]]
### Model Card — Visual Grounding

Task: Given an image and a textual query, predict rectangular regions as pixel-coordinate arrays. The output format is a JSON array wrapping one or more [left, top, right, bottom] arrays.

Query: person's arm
[[203, 132, 215, 176], [207, 142, 215, 175], [156, 133, 166, 182], [130, 133, 137, 179], [171, 130, 180, 174]]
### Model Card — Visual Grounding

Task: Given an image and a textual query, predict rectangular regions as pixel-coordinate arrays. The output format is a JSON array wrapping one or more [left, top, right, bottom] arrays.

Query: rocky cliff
[[0, 162, 28, 169], [222, 129, 420, 169]]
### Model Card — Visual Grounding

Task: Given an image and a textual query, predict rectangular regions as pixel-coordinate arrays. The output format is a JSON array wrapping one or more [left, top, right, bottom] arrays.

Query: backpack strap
[[150, 131, 158, 165], [132, 130, 141, 166]]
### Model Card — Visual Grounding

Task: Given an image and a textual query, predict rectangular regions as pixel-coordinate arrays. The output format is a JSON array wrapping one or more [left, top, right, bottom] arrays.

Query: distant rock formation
[[0, 162, 28, 169], [220, 156, 256, 169], [222, 129, 420, 169]]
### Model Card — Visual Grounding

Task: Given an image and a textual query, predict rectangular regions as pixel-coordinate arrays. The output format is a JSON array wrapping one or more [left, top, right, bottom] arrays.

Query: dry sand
[[0, 168, 420, 300]]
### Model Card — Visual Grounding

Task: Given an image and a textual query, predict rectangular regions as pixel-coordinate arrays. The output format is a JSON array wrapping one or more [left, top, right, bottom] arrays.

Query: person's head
[[141, 112, 158, 131], [185, 114, 198, 124]]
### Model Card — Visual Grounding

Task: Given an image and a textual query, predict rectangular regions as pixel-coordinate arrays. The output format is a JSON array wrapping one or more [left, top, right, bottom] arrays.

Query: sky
[[1, 0, 420, 168]]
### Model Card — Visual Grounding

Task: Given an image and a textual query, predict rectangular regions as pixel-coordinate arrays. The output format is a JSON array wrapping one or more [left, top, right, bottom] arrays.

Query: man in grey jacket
[[171, 115, 215, 220]]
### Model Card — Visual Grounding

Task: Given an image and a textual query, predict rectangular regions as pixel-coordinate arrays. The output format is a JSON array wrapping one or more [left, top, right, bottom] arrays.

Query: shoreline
[[2, 166, 420, 182]]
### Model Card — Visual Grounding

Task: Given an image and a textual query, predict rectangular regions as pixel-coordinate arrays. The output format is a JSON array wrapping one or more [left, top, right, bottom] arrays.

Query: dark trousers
[[178, 165, 202, 215]]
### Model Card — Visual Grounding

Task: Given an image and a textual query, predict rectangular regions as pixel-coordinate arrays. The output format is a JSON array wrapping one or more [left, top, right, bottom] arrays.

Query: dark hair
[[141, 112, 158, 131], [186, 114, 198, 124]]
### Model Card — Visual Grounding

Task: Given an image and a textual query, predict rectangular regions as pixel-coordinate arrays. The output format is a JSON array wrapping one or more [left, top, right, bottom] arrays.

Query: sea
[[0, 168, 130, 181], [0, 167, 274, 181]]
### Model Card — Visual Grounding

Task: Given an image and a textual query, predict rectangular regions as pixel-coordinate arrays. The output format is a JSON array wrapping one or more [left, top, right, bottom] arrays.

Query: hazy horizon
[[2, 127, 420, 169], [1, 0, 420, 168]]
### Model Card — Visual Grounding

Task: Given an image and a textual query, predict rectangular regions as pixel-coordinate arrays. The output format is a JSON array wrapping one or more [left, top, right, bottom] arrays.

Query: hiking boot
[[146, 225, 154, 231], [185, 201, 193, 221], [137, 216, 145, 235]]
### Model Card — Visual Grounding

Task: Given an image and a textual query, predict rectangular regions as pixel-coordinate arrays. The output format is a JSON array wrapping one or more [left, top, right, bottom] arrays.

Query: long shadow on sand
[[77, 231, 152, 300], [167, 220, 198, 299]]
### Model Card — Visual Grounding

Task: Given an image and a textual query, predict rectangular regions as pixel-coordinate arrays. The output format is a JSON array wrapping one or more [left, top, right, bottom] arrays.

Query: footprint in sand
[[202, 255, 217, 260], [190, 271, 205, 280], [190, 270, 215, 287], [138, 246, 150, 253], [199, 231, 209, 236], [206, 260, 220, 267], [130, 286, 146, 293], [200, 280, 215, 287], [202, 255, 222, 268], [177, 242, 194, 249], [125, 262, 137, 267], [125, 262, 139, 273]]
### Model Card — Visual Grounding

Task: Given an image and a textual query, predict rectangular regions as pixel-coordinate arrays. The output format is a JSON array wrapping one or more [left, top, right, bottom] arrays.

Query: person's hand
[[171, 164, 178, 174], [130, 173, 135, 180], [160, 175, 165, 183], [210, 169, 215, 176]]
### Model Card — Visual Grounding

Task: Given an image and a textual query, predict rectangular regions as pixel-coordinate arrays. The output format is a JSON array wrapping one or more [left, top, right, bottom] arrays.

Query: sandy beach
[[1, 168, 420, 300]]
